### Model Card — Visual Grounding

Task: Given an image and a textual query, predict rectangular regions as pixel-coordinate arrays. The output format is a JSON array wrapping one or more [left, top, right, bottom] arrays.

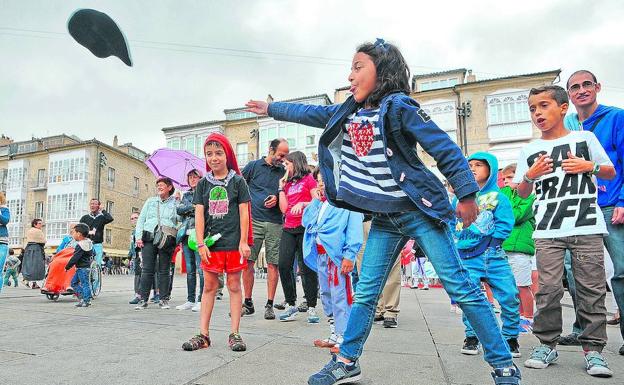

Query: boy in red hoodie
[[182, 133, 253, 352]]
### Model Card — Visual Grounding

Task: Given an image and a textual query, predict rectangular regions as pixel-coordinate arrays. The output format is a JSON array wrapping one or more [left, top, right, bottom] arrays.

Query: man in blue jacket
[[565, 70, 624, 355]]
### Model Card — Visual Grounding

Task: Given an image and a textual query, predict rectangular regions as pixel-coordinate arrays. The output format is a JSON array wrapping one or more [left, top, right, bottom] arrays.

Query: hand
[[174, 191, 182, 201], [279, 178, 286, 190], [456, 198, 479, 228], [239, 242, 251, 260], [198, 246, 210, 263], [526, 154, 553, 180], [340, 259, 354, 275], [264, 195, 278, 208], [310, 188, 322, 201], [612, 207, 624, 225], [562, 151, 592, 174], [245, 100, 269, 115], [136, 239, 144, 248], [290, 202, 306, 215]]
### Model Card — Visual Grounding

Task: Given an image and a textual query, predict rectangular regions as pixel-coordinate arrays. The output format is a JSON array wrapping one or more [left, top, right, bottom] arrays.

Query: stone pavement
[[0, 274, 623, 385]]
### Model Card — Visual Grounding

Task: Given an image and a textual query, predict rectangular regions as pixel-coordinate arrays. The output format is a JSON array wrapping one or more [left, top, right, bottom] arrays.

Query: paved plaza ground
[[1, 274, 623, 385]]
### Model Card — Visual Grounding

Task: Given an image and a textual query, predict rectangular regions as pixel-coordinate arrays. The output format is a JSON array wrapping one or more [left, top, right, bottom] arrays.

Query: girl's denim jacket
[[267, 92, 479, 224]]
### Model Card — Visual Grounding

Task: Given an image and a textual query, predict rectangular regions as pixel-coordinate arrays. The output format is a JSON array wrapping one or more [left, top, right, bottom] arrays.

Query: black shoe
[[242, 303, 255, 316], [297, 301, 308, 313], [461, 337, 480, 355], [374, 315, 384, 324], [558, 333, 581, 346], [383, 317, 398, 328], [507, 338, 521, 358], [273, 300, 287, 310]]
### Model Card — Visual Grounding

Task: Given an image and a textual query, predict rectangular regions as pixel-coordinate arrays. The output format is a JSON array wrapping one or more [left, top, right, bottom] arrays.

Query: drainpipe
[[453, 87, 467, 155]]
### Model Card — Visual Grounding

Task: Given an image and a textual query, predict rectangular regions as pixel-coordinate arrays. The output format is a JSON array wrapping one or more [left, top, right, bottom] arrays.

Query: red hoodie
[[203, 133, 253, 246]]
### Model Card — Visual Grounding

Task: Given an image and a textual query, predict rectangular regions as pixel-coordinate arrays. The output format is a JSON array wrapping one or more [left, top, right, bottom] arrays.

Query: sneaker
[[373, 315, 384, 324], [584, 351, 613, 377], [383, 317, 398, 328], [150, 294, 160, 303], [461, 337, 480, 355], [159, 300, 170, 309], [308, 307, 320, 323], [75, 300, 86, 307], [135, 300, 148, 310], [192, 302, 201, 312], [421, 284, 429, 290], [274, 300, 287, 310], [228, 332, 247, 352], [507, 338, 521, 358], [176, 301, 195, 311], [298, 301, 309, 313], [491, 364, 522, 385], [307, 355, 361, 385], [128, 296, 141, 305], [242, 303, 255, 316], [524, 345, 558, 369], [264, 304, 275, 320], [410, 279, 418, 289], [279, 305, 299, 322], [182, 334, 210, 351], [557, 332, 580, 346], [519, 318, 533, 334]]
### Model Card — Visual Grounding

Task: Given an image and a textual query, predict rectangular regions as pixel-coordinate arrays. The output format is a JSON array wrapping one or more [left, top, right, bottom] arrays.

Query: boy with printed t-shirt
[[514, 85, 616, 378]]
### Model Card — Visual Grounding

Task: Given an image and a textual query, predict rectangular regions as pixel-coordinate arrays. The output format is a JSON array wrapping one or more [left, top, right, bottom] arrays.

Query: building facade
[[0, 135, 154, 256]]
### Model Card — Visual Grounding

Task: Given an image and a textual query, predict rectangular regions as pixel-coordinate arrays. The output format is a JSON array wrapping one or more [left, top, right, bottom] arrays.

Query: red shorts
[[200, 250, 247, 274]]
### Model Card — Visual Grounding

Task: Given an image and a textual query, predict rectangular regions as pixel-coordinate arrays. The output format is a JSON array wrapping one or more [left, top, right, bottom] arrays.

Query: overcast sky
[[1, 0, 623, 154]]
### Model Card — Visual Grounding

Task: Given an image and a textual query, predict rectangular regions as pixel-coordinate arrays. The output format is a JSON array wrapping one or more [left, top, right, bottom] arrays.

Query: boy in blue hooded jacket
[[454, 152, 519, 358]]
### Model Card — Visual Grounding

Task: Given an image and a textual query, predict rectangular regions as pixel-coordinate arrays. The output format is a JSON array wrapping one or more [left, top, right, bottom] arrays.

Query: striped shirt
[[337, 108, 416, 212]]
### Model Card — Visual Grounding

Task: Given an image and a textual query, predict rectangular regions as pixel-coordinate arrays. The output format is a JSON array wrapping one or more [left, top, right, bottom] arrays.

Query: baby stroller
[[41, 247, 102, 301]]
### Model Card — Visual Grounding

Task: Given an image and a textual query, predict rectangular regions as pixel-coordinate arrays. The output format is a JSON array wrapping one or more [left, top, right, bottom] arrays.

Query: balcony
[[31, 179, 48, 191]]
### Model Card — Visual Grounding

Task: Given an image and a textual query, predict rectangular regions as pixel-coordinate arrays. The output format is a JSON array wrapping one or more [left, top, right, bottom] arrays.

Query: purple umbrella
[[145, 148, 205, 191]]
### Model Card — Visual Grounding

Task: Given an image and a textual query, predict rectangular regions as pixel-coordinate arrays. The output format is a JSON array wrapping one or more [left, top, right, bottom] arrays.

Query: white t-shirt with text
[[513, 131, 613, 239]]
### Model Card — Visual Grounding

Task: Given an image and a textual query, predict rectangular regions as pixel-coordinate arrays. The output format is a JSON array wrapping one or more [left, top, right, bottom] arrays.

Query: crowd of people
[[1, 39, 623, 385]]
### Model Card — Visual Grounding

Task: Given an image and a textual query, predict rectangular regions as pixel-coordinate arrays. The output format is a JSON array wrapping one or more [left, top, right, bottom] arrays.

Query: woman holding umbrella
[[134, 177, 179, 310]]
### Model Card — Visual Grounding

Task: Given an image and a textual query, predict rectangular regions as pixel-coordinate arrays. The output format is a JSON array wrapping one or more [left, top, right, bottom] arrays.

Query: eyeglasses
[[568, 80, 596, 94]]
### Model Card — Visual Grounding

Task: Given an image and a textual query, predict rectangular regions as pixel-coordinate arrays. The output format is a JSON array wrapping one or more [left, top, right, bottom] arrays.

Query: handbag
[[153, 199, 177, 249]]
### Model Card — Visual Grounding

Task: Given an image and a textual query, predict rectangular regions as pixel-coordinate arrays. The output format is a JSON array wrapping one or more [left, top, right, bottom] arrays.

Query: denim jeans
[[182, 240, 204, 303], [71, 267, 92, 301], [339, 211, 513, 369], [603, 206, 624, 340], [93, 243, 103, 266], [0, 244, 8, 293], [461, 247, 520, 340]]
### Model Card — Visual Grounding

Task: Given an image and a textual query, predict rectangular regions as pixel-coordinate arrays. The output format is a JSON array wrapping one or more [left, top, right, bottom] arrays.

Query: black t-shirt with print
[[193, 174, 251, 251]]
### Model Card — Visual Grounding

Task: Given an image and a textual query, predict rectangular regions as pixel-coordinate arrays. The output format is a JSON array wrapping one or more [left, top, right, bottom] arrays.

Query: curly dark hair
[[356, 40, 411, 108]]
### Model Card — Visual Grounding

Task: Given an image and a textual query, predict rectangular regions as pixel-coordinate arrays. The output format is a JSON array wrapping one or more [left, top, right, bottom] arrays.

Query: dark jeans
[[278, 226, 318, 307], [133, 255, 157, 295], [139, 241, 175, 301]]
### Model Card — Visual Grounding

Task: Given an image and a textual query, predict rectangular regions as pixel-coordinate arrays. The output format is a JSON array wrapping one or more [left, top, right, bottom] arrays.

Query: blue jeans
[[603, 206, 624, 340], [339, 211, 513, 369], [0, 244, 8, 293], [71, 267, 92, 301], [182, 241, 203, 303], [93, 243, 103, 266], [461, 247, 520, 339]]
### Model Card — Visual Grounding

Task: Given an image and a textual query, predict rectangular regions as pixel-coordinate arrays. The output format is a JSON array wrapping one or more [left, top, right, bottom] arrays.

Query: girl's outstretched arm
[[246, 100, 341, 129]]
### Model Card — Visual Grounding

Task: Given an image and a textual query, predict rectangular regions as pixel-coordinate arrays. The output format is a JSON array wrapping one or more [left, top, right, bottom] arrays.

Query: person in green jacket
[[501, 163, 536, 334]]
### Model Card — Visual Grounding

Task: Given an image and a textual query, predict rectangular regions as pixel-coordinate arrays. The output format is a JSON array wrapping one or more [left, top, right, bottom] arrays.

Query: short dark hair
[[528, 85, 569, 106], [355, 40, 411, 107], [31, 218, 42, 227], [269, 138, 287, 152], [285, 151, 310, 182], [90, 198, 100, 204], [204, 140, 223, 149], [566, 70, 598, 89], [186, 169, 201, 185], [155, 177, 175, 197], [74, 223, 90, 237]]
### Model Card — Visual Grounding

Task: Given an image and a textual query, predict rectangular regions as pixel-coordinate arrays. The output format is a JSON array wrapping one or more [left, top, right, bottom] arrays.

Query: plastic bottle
[[187, 232, 222, 251]]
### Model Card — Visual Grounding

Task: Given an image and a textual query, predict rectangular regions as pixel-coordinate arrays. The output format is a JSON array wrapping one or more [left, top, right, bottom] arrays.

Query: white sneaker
[[307, 307, 320, 323], [192, 302, 201, 312], [176, 301, 195, 311]]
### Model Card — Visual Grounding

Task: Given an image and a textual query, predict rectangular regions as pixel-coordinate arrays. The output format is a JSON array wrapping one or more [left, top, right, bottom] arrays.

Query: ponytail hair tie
[[374, 38, 389, 52]]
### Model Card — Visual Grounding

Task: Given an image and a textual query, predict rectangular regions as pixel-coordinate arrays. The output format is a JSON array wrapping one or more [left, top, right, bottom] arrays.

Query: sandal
[[182, 334, 211, 351]]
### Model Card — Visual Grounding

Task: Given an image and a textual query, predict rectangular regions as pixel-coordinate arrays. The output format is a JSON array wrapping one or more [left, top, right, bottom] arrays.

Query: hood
[[583, 104, 617, 126], [203, 133, 242, 176], [78, 239, 93, 252], [467, 152, 499, 194]]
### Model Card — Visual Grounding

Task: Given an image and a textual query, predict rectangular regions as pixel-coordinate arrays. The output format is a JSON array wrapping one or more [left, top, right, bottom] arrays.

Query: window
[[486, 91, 532, 142], [7, 167, 26, 189], [421, 101, 458, 143], [306, 135, 315, 146], [105, 228, 112, 244], [236, 142, 249, 165], [36, 169, 46, 187], [107, 167, 115, 184], [133, 177, 139, 192], [35, 201, 44, 219], [46, 193, 87, 221], [48, 156, 87, 183], [105, 201, 114, 216], [7, 199, 25, 246], [185, 136, 196, 153], [167, 138, 181, 150], [419, 77, 459, 92]]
